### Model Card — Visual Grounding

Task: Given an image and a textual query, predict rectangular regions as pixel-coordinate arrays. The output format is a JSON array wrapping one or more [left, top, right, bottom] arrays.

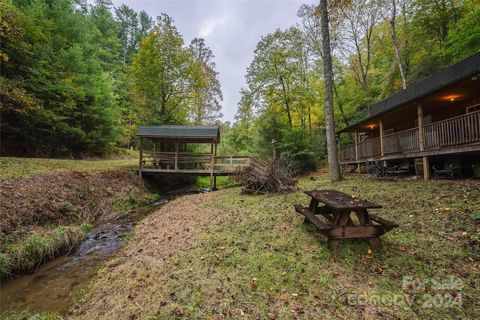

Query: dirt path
[[68, 191, 231, 319]]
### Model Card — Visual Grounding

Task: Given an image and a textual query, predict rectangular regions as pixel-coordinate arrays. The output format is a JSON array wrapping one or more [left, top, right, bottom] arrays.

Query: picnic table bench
[[294, 190, 398, 252]]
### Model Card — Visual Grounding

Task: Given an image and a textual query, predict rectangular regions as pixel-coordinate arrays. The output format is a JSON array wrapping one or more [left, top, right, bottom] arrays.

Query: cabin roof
[[136, 125, 220, 143], [338, 53, 480, 133]]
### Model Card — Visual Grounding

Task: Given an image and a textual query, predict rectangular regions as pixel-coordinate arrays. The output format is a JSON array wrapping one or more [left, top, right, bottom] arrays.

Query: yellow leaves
[[364, 248, 373, 260], [251, 277, 257, 289]]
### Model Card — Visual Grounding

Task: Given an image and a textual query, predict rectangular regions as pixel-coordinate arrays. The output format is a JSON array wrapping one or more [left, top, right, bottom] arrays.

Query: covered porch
[[337, 53, 480, 179]]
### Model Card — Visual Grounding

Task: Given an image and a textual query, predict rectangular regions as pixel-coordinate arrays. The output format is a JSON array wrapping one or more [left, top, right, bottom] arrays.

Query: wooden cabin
[[338, 53, 480, 179], [137, 125, 249, 189]]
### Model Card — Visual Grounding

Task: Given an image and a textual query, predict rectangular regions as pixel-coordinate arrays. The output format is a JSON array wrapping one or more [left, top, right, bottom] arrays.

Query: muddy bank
[[0, 198, 164, 317], [0, 170, 148, 236], [0, 170, 152, 278]]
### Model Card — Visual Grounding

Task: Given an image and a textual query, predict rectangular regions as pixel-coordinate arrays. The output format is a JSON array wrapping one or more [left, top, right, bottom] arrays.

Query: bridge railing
[[214, 156, 250, 173], [142, 152, 250, 172]]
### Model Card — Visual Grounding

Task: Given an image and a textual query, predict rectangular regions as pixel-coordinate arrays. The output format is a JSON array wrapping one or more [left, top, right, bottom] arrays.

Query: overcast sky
[[111, 0, 317, 122]]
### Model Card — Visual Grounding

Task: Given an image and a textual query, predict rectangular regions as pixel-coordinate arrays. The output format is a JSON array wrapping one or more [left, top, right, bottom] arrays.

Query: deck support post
[[174, 143, 179, 171], [418, 104, 425, 152], [417, 104, 429, 180], [379, 118, 386, 167], [422, 156, 430, 180], [354, 131, 360, 173], [139, 137, 144, 178]]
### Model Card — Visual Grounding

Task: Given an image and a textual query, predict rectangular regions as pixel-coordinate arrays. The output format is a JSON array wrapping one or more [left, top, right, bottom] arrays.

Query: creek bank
[[1, 186, 208, 318], [0, 170, 153, 279]]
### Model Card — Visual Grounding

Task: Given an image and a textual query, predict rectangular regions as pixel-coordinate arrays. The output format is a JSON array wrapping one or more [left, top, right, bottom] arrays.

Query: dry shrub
[[233, 156, 296, 194]]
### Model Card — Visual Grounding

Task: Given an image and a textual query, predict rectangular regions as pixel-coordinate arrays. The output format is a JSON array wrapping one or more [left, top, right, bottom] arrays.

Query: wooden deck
[[339, 110, 480, 164]]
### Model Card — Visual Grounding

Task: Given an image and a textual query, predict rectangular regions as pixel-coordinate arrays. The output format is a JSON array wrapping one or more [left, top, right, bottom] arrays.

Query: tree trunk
[[319, 0, 341, 181], [279, 76, 293, 128], [390, 0, 407, 89]]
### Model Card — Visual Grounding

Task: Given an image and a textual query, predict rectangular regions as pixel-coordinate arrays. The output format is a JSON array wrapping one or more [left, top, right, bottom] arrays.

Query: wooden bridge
[[137, 125, 249, 189]]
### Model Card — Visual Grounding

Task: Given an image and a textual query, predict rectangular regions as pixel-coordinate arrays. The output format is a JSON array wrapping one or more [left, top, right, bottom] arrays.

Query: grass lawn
[[0, 157, 137, 180], [195, 176, 236, 189], [67, 173, 480, 320]]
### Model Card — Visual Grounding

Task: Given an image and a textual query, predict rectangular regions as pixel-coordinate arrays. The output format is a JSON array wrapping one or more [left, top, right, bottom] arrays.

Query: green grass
[[195, 176, 235, 189], [0, 224, 92, 279], [0, 157, 137, 180], [3, 311, 63, 320], [113, 190, 160, 215], [72, 174, 480, 319], [168, 176, 479, 318]]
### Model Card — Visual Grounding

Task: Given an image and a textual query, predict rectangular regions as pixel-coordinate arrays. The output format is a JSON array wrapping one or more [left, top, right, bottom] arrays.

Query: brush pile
[[234, 157, 296, 194]]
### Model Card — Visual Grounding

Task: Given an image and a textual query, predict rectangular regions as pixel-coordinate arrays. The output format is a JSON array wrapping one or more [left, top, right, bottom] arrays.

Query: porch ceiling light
[[443, 94, 462, 102]]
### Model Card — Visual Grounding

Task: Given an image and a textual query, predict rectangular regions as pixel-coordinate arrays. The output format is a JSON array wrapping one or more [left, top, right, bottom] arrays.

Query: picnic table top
[[305, 190, 382, 210]]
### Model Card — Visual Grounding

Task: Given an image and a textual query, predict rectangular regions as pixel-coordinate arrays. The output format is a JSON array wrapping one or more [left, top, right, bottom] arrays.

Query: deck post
[[354, 131, 360, 173], [379, 118, 386, 167], [417, 104, 425, 151], [422, 156, 430, 180], [138, 137, 144, 178], [417, 104, 430, 180]]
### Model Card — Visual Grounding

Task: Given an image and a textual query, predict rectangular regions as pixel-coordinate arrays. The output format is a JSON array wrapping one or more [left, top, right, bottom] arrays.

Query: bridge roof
[[136, 125, 220, 143]]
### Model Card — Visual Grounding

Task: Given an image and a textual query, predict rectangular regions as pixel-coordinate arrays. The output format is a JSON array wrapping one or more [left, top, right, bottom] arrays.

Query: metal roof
[[338, 53, 480, 133], [136, 125, 220, 142]]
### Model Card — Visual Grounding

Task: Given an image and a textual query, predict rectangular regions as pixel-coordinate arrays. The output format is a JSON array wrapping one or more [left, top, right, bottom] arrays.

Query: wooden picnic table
[[294, 190, 398, 252]]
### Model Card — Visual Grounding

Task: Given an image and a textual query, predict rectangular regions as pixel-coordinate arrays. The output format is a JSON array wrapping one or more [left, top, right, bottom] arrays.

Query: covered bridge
[[137, 125, 249, 189]]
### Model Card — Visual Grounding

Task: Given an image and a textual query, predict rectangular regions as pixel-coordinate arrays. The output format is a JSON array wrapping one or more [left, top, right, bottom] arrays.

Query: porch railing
[[358, 137, 381, 158], [383, 127, 419, 155], [339, 144, 356, 161], [424, 110, 480, 150], [339, 110, 480, 161]]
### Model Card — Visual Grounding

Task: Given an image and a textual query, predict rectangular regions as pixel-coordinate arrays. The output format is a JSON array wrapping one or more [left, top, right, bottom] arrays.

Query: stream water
[[0, 189, 207, 317]]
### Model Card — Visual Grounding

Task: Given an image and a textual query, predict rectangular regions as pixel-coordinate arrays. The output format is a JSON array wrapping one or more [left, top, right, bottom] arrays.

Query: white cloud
[[198, 15, 227, 38]]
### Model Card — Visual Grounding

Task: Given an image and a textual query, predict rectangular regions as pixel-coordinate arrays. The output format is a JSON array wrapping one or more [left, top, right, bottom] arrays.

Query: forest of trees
[[1, 0, 479, 168], [221, 0, 480, 172], [1, 0, 222, 156]]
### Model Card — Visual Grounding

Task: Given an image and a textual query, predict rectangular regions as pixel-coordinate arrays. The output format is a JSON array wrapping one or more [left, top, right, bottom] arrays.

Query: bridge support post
[[138, 137, 144, 178], [210, 142, 214, 190], [175, 143, 179, 171]]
